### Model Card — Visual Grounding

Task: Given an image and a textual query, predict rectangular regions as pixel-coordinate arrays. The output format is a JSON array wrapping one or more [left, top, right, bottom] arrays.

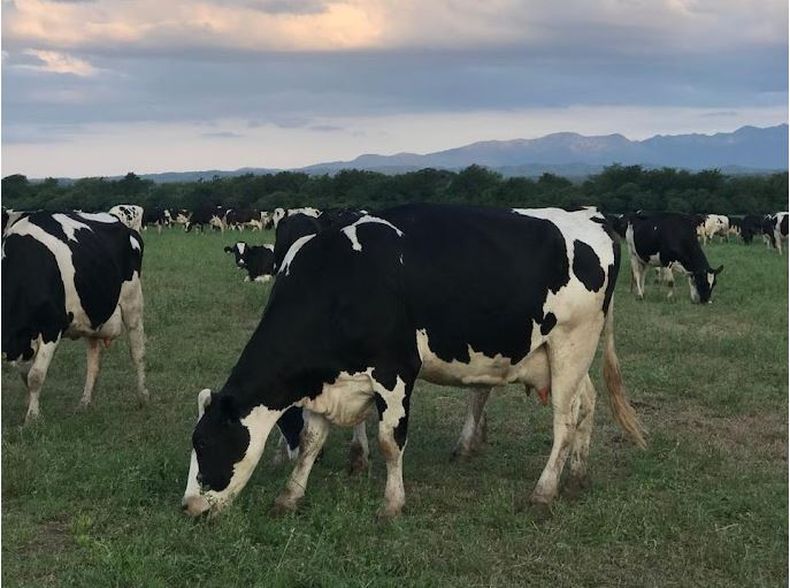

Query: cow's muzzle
[[182, 495, 211, 517]]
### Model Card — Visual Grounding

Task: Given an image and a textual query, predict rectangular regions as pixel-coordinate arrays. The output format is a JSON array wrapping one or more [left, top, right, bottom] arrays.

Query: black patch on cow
[[275, 406, 304, 451], [781, 215, 788, 237], [573, 240, 605, 292], [540, 312, 557, 336], [393, 394, 410, 449], [192, 394, 251, 492]]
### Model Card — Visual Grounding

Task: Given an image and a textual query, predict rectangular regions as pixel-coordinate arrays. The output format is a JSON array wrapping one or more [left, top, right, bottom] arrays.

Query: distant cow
[[2, 211, 148, 423], [182, 204, 645, 520], [142, 207, 171, 234], [109, 205, 144, 232], [763, 212, 789, 254], [186, 206, 225, 233], [738, 215, 764, 244], [224, 242, 275, 282], [226, 209, 263, 232], [625, 212, 723, 303], [696, 214, 728, 245]]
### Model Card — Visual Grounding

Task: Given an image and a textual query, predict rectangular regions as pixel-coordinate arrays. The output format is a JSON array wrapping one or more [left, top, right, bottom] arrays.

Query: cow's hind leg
[[372, 371, 415, 520], [272, 411, 330, 514], [347, 420, 370, 475], [452, 387, 491, 459], [78, 338, 102, 409], [530, 324, 601, 510], [564, 374, 597, 499], [22, 338, 60, 424], [120, 279, 148, 405]]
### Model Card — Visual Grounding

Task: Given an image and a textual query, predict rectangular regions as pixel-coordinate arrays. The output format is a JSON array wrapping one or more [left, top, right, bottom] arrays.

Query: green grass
[[3, 229, 787, 587]]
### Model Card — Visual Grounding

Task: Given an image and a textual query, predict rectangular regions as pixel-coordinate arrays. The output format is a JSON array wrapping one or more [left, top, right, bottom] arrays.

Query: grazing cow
[[142, 207, 171, 234], [186, 206, 225, 233], [739, 215, 763, 244], [226, 209, 263, 232], [625, 212, 723, 302], [2, 211, 148, 423], [182, 204, 645, 519], [695, 214, 727, 245], [224, 242, 275, 282], [109, 204, 144, 232]]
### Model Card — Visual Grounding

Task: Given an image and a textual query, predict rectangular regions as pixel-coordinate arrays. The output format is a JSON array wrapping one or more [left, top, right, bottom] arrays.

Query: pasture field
[[2, 227, 787, 587]]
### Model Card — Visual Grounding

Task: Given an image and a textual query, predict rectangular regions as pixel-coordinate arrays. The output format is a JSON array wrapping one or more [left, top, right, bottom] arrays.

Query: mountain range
[[74, 124, 788, 183]]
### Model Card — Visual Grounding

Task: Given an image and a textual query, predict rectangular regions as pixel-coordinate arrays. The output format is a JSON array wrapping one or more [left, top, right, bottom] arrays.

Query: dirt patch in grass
[[22, 515, 74, 556], [665, 403, 787, 462]]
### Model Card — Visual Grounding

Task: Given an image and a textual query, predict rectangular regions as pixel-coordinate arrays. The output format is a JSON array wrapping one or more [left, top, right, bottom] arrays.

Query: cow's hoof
[[563, 474, 592, 501], [76, 400, 91, 412], [526, 500, 553, 522], [137, 392, 150, 408], [346, 443, 369, 475], [375, 505, 402, 522], [23, 412, 41, 426], [270, 497, 299, 517], [450, 446, 472, 462]]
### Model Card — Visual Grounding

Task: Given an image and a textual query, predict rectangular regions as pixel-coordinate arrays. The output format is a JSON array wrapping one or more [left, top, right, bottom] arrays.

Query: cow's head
[[689, 265, 723, 304], [182, 389, 281, 517], [224, 242, 247, 268]]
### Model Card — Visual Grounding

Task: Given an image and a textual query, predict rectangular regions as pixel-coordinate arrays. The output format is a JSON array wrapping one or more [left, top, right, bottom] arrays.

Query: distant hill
[[301, 124, 788, 174], [31, 124, 788, 183]]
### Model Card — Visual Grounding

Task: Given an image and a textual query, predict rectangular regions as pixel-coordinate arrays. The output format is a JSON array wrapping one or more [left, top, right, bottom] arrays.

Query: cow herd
[[1, 202, 786, 523]]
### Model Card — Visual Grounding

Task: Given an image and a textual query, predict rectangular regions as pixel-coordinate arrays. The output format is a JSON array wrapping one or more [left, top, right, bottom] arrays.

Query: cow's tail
[[602, 302, 647, 448]]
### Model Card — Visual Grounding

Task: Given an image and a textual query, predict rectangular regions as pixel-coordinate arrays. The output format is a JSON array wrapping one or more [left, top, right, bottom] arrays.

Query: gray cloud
[[201, 131, 245, 138]]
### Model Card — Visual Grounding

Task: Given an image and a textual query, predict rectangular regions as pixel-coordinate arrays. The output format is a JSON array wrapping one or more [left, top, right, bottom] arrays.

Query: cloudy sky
[[2, 0, 787, 177]]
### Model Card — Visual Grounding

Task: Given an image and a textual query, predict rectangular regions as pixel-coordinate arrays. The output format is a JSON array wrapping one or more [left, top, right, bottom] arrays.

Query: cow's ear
[[224, 246, 232, 253], [198, 388, 212, 417], [712, 265, 724, 275]]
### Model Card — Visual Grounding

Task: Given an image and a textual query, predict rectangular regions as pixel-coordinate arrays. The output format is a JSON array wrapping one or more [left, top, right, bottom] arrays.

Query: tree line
[[2, 165, 787, 215]]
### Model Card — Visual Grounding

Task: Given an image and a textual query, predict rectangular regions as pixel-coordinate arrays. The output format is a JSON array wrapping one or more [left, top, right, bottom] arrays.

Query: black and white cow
[[2, 211, 148, 423], [143, 207, 172, 234], [224, 242, 275, 282], [625, 212, 723, 303], [186, 206, 225, 233], [739, 215, 764, 244], [109, 204, 144, 232], [182, 204, 645, 519], [225, 209, 263, 232], [763, 212, 788, 254]]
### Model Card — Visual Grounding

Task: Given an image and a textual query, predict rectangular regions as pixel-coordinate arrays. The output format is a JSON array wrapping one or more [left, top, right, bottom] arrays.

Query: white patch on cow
[[129, 235, 141, 251], [415, 329, 551, 390], [263, 244, 274, 252], [298, 369, 375, 427], [289, 207, 320, 218], [279, 234, 315, 276], [78, 212, 118, 224], [53, 213, 91, 241], [341, 215, 404, 252], [236, 242, 246, 255], [253, 275, 272, 283]]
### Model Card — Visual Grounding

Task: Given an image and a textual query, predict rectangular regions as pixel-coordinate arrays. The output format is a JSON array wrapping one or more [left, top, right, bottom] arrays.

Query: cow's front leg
[[372, 373, 414, 520], [78, 338, 102, 409], [22, 338, 60, 424], [452, 387, 491, 459], [272, 411, 329, 514]]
